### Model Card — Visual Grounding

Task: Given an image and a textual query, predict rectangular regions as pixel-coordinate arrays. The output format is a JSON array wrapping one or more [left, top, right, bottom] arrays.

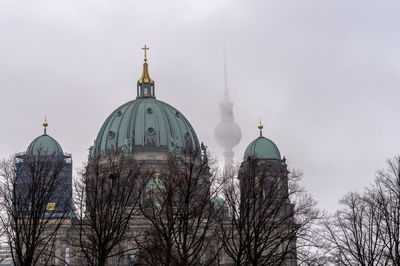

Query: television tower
[[214, 41, 241, 167]]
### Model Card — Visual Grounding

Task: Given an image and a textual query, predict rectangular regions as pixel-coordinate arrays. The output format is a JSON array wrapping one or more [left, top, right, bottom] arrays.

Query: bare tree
[[0, 153, 71, 266], [324, 192, 386, 266], [322, 156, 400, 266], [221, 157, 319, 266], [369, 156, 400, 266], [296, 225, 332, 266], [72, 151, 150, 266], [134, 148, 224, 266]]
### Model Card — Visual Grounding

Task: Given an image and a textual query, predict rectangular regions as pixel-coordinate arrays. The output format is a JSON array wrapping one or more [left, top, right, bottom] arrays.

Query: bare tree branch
[[134, 148, 224, 266], [72, 150, 150, 266], [221, 158, 319, 266], [0, 152, 71, 266]]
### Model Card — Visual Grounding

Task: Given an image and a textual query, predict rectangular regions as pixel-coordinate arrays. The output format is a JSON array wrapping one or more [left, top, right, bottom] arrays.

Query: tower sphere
[[214, 121, 241, 149]]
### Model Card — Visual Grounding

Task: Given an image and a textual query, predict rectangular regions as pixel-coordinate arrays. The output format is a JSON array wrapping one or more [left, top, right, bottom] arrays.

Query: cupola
[[243, 122, 281, 160], [26, 120, 64, 156]]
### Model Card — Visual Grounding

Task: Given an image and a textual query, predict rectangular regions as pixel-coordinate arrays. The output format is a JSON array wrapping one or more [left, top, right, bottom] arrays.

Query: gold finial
[[258, 120, 263, 137], [43, 117, 48, 135], [138, 45, 154, 86], [142, 45, 149, 62]]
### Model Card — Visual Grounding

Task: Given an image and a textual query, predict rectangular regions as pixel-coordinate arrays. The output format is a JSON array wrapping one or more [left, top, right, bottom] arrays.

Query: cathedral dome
[[27, 121, 63, 156], [94, 51, 199, 155], [243, 123, 281, 160], [94, 98, 199, 154]]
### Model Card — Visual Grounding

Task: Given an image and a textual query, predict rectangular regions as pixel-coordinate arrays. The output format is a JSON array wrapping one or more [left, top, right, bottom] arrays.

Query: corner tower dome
[[27, 120, 64, 156], [243, 122, 281, 160], [94, 46, 200, 155]]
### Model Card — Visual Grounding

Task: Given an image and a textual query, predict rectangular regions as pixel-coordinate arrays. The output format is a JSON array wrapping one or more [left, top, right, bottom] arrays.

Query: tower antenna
[[223, 28, 229, 99]]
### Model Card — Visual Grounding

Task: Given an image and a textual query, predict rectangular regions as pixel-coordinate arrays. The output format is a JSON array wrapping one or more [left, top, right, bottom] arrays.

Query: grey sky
[[1, 0, 399, 212]]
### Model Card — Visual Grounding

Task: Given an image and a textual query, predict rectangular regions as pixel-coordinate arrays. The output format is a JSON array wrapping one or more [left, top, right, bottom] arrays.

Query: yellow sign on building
[[46, 202, 56, 211]]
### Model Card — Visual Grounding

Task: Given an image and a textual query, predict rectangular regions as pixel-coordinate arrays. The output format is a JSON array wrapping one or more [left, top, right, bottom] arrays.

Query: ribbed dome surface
[[27, 134, 64, 156], [243, 136, 281, 160], [94, 97, 200, 154]]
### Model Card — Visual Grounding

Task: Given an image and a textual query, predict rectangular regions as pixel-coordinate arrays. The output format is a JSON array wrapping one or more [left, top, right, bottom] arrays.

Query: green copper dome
[[212, 196, 228, 210], [94, 97, 200, 154], [211, 195, 229, 217], [243, 125, 281, 160], [27, 130, 63, 156], [94, 52, 200, 155]]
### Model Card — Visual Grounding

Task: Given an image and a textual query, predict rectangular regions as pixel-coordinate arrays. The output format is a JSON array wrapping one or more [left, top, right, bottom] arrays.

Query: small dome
[[243, 136, 281, 160], [211, 196, 229, 217], [27, 134, 63, 156], [212, 196, 228, 209], [94, 97, 200, 154]]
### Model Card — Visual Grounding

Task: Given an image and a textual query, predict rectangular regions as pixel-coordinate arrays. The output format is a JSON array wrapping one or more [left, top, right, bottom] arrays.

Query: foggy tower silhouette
[[214, 45, 241, 167]]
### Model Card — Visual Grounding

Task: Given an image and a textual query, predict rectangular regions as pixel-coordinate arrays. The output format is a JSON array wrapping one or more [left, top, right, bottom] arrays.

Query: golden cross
[[142, 45, 149, 61]]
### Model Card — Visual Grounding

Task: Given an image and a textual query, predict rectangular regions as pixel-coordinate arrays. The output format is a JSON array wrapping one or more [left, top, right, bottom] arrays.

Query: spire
[[137, 45, 155, 98], [258, 120, 263, 137], [43, 117, 48, 135]]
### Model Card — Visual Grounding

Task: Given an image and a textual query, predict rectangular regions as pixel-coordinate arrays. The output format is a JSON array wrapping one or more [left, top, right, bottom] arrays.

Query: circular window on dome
[[108, 131, 115, 139], [176, 111, 180, 118], [184, 132, 190, 139], [147, 127, 155, 135], [147, 107, 153, 114], [116, 110, 123, 117]]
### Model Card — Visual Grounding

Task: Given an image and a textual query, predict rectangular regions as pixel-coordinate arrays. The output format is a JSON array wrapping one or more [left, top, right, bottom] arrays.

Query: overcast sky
[[1, 0, 399, 212]]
